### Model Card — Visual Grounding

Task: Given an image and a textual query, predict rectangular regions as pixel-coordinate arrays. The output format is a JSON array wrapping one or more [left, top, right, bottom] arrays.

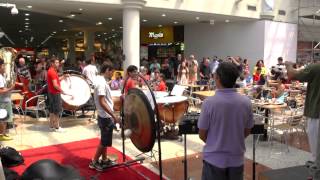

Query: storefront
[[140, 26, 184, 61]]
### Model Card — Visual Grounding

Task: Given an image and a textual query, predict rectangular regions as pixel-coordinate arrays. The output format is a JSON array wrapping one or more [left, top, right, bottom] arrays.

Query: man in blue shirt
[[198, 62, 254, 180]]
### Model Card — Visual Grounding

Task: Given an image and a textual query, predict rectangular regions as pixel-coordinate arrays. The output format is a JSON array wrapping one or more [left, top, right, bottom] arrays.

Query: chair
[[24, 95, 48, 122], [271, 106, 304, 152]]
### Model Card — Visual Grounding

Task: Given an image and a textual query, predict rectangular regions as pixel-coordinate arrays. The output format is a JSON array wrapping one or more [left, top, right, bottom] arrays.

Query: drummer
[[89, 64, 119, 171], [47, 58, 69, 132]]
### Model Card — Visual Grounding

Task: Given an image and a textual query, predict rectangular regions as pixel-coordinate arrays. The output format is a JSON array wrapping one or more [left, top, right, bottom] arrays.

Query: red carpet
[[11, 138, 160, 180]]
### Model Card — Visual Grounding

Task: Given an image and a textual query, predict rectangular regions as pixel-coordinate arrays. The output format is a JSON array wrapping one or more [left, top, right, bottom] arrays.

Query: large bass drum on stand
[[60, 71, 92, 111]]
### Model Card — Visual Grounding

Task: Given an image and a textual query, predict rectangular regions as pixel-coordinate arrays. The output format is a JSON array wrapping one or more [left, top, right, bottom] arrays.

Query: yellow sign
[[141, 26, 174, 44]]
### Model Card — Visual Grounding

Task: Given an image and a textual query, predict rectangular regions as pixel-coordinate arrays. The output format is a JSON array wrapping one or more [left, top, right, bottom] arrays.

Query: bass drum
[[60, 73, 91, 111]]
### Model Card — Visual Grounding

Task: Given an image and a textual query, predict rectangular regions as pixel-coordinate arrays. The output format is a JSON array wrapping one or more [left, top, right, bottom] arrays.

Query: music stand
[[118, 74, 163, 179]]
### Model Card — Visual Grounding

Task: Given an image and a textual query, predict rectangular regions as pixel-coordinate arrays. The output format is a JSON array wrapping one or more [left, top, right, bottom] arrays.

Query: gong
[[123, 88, 156, 152]]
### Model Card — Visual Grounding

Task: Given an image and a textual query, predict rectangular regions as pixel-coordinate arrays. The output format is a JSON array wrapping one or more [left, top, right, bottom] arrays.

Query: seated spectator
[[110, 72, 123, 90], [253, 67, 262, 84]]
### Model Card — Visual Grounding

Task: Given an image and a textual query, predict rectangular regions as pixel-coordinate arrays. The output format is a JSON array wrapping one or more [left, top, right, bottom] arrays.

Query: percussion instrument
[[123, 88, 156, 152], [111, 90, 121, 112], [60, 73, 91, 110], [156, 96, 188, 124], [0, 109, 8, 121], [0, 47, 17, 87]]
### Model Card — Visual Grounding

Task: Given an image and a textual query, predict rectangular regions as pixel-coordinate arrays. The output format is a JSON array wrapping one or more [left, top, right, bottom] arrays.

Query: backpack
[[0, 146, 24, 167]]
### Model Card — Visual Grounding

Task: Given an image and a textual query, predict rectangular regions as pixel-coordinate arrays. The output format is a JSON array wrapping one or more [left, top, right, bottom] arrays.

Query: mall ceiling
[[0, 0, 319, 47]]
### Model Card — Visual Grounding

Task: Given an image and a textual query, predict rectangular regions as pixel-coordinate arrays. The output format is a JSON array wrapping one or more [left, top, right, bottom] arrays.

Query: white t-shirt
[[0, 74, 10, 103], [82, 64, 98, 85], [94, 75, 114, 118]]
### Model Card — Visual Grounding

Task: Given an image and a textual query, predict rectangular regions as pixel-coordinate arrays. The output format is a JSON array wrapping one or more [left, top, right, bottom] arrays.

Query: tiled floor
[[1, 112, 312, 180]]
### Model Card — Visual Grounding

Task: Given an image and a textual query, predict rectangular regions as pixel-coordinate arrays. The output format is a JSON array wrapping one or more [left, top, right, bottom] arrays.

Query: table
[[192, 91, 215, 100], [253, 102, 287, 140], [181, 84, 209, 96]]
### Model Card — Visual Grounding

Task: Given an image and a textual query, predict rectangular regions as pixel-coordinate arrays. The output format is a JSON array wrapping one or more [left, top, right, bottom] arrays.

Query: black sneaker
[[89, 160, 103, 171], [306, 161, 315, 168], [100, 159, 117, 169]]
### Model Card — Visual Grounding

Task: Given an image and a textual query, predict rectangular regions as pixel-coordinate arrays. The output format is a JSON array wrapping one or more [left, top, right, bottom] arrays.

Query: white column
[[122, 0, 146, 70], [84, 30, 95, 59]]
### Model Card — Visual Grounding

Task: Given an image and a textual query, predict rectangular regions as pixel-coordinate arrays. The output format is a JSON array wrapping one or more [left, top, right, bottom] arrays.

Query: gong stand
[[118, 74, 163, 179]]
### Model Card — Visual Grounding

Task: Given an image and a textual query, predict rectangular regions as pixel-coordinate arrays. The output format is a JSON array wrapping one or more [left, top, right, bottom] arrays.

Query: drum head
[[123, 88, 156, 152], [156, 96, 188, 104], [0, 109, 8, 121], [60, 75, 91, 108]]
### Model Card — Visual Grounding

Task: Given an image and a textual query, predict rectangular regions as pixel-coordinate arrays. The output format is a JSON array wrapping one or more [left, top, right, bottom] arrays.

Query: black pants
[[202, 160, 243, 180]]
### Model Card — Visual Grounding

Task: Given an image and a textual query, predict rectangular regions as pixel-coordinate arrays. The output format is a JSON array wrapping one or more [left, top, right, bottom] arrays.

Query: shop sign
[[148, 32, 164, 39]]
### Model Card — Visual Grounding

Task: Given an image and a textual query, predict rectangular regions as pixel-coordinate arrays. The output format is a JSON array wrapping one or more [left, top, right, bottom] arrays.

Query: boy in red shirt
[[124, 65, 138, 94], [253, 67, 262, 84], [155, 74, 167, 92]]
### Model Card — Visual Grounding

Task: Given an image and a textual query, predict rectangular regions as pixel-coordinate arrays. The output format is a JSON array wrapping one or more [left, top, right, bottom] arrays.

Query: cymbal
[[123, 88, 156, 153]]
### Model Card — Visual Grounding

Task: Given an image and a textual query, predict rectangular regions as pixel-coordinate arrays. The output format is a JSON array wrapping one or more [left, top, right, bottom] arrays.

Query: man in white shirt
[[82, 58, 98, 86], [89, 64, 119, 171]]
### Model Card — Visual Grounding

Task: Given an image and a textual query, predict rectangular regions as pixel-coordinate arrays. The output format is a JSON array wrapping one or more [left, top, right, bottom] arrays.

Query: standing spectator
[[198, 62, 253, 180], [177, 61, 189, 85], [35, 57, 48, 88], [209, 56, 219, 75], [83, 58, 98, 86], [160, 58, 171, 79], [200, 58, 211, 82], [189, 55, 198, 84], [149, 58, 160, 73], [286, 61, 320, 179]]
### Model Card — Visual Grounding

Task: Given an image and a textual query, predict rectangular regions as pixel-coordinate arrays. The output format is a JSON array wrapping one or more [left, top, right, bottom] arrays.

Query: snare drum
[[156, 96, 188, 124], [60, 74, 91, 110], [111, 90, 122, 111]]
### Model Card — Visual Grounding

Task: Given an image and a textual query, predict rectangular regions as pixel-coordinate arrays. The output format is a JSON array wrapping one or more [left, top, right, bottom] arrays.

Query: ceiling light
[[196, 17, 200, 20], [25, 18, 29, 21], [108, 17, 112, 20], [79, 8, 83, 11], [158, 24, 162, 27], [112, 29, 115, 31], [70, 14, 75, 17], [19, 30, 22, 33], [96, 21, 103, 25], [26, 5, 32, 9], [53, 31, 57, 34], [63, 29, 67, 32], [25, 13, 30, 16], [97, 34, 101, 37], [142, 19, 147, 22], [103, 32, 107, 35], [173, 21, 178, 24], [25, 25, 29, 28], [112, 35, 115, 38], [119, 26, 123, 29], [225, 19, 230, 23], [105, 38, 107, 41], [162, 13, 166, 17], [59, 19, 63, 23], [25, 22, 29, 25]]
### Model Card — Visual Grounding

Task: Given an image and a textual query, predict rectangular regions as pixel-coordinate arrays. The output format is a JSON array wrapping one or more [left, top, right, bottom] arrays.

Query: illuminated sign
[[148, 32, 164, 39]]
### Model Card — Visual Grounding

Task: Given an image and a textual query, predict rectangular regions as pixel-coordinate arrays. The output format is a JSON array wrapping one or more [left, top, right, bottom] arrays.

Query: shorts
[[98, 116, 114, 147], [202, 160, 243, 180], [48, 92, 62, 115], [0, 102, 13, 122]]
